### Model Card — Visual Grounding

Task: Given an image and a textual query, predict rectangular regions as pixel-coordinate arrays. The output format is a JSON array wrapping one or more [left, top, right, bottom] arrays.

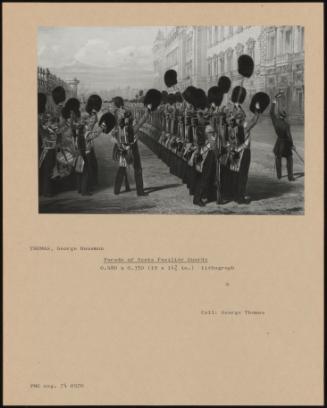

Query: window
[[227, 52, 233, 72], [185, 60, 192, 78], [285, 29, 292, 53], [297, 89, 303, 112], [220, 56, 225, 74], [214, 27, 218, 43], [268, 32, 276, 60], [186, 36, 192, 55], [247, 40, 255, 60], [207, 28, 211, 47], [299, 27, 304, 51], [214, 57, 218, 76], [167, 48, 178, 68], [208, 60, 211, 77], [221, 26, 225, 40], [188, 61, 192, 77]]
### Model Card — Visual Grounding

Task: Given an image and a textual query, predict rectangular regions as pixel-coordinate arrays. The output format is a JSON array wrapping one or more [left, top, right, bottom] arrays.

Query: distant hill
[[48, 60, 155, 93]]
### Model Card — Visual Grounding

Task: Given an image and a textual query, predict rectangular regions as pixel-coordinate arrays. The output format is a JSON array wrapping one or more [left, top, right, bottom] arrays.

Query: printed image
[[38, 26, 304, 214]]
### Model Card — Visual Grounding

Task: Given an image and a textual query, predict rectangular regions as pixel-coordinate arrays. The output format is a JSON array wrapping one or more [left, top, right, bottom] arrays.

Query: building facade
[[153, 26, 304, 123], [153, 26, 208, 91], [259, 26, 304, 122]]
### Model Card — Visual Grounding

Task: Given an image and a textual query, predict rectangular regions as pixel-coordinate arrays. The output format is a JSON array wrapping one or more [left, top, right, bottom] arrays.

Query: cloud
[[51, 44, 60, 52], [74, 38, 113, 66], [37, 27, 164, 89], [73, 39, 153, 69], [38, 45, 46, 56]]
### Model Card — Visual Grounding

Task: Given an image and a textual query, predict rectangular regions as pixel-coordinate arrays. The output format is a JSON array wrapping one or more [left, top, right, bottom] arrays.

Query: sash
[[75, 155, 85, 174]]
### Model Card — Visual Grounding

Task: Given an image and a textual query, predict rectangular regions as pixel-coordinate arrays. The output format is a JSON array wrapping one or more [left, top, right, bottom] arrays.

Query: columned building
[[153, 26, 304, 123], [206, 26, 265, 107], [153, 26, 208, 91], [259, 26, 304, 122]]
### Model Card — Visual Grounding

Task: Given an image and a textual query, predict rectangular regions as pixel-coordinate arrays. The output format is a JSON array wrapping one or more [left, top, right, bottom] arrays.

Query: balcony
[[276, 53, 293, 65], [293, 51, 304, 61]]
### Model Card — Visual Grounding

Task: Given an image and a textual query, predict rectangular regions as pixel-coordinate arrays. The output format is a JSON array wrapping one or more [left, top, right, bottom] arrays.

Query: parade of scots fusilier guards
[[39, 53, 301, 208], [38, 26, 304, 214]]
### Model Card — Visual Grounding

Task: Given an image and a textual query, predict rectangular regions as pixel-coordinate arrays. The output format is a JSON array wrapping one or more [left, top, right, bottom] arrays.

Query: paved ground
[[39, 118, 304, 215]]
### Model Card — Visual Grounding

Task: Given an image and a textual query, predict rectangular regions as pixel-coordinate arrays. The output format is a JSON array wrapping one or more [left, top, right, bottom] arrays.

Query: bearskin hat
[[86, 94, 102, 114], [249, 92, 270, 114], [164, 69, 178, 88], [238, 54, 254, 78], [231, 86, 247, 104], [182, 86, 197, 105], [161, 91, 169, 104], [207, 86, 223, 107], [99, 112, 116, 134], [38, 92, 47, 114], [175, 92, 183, 103], [143, 89, 162, 111], [64, 97, 80, 113], [194, 88, 208, 109], [217, 76, 231, 94], [112, 96, 124, 108], [52, 86, 66, 105], [167, 93, 176, 105]]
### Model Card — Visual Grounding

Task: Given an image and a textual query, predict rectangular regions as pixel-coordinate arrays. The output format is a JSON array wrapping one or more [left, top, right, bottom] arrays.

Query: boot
[[134, 169, 147, 196], [114, 167, 124, 195], [287, 156, 295, 181], [275, 156, 282, 179], [124, 172, 131, 192]]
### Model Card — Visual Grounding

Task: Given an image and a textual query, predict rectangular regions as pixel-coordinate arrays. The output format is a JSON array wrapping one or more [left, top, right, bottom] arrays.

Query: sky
[[38, 27, 168, 92]]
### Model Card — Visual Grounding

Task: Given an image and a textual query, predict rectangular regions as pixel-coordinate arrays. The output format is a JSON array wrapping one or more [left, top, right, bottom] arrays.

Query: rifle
[[215, 113, 223, 204]]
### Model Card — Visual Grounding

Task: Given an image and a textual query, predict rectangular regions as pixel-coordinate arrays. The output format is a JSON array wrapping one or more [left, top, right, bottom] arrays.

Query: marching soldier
[[112, 103, 151, 196], [76, 113, 104, 196], [85, 95, 103, 187], [38, 93, 58, 197], [233, 106, 260, 203], [188, 126, 217, 206], [110, 111, 133, 195]]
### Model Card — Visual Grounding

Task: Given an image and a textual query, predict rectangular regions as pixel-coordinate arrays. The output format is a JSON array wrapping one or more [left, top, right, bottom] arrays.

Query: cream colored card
[[3, 3, 324, 405]]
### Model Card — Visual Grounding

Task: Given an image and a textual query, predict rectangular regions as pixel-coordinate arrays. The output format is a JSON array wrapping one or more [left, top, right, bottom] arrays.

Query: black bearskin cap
[[86, 94, 102, 114], [238, 54, 254, 78], [112, 96, 124, 108], [143, 89, 162, 111], [249, 92, 270, 114], [164, 69, 178, 88], [52, 86, 66, 105], [38, 92, 47, 114], [99, 112, 116, 134], [207, 86, 223, 107], [231, 86, 247, 104], [217, 76, 231, 94]]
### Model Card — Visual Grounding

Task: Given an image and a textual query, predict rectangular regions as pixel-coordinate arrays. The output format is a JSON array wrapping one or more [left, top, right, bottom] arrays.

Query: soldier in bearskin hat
[[188, 125, 217, 206], [110, 93, 155, 196], [231, 98, 266, 204], [84, 94, 103, 187], [38, 93, 59, 197]]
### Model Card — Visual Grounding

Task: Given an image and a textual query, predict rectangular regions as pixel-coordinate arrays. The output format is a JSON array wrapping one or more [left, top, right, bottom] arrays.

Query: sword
[[215, 114, 223, 204], [293, 146, 304, 163]]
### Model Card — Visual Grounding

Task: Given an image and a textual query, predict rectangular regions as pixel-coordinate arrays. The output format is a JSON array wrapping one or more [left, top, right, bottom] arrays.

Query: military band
[[38, 54, 299, 208]]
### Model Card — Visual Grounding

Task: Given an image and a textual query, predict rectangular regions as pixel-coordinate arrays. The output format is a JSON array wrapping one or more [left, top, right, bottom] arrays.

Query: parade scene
[[38, 26, 304, 214]]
